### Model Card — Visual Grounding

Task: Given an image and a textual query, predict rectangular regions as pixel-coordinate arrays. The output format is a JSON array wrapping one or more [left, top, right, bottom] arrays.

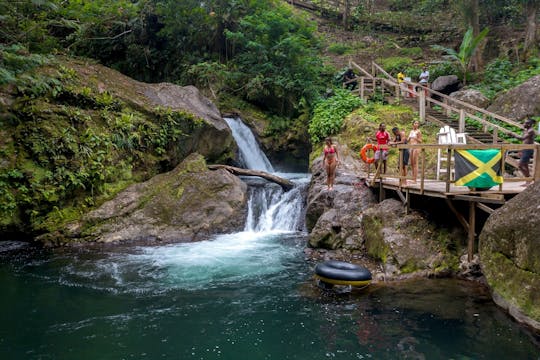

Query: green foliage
[[432, 26, 489, 85], [378, 56, 413, 75], [1, 63, 204, 233], [471, 57, 540, 99], [399, 47, 423, 59], [429, 61, 459, 79], [308, 89, 362, 144], [327, 43, 351, 55]]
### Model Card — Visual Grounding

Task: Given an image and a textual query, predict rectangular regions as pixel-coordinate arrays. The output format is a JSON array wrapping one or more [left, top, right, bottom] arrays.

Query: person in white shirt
[[419, 66, 429, 85]]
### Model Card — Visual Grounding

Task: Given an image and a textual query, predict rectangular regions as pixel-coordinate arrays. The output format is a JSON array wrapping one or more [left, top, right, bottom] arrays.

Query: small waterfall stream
[[225, 116, 307, 233]]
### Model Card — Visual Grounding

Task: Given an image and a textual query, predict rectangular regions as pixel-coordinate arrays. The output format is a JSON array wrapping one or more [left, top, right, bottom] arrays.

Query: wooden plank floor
[[369, 177, 528, 203]]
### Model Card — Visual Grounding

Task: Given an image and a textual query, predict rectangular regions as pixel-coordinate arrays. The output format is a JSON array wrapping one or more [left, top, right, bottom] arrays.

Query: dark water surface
[[0, 236, 538, 360]]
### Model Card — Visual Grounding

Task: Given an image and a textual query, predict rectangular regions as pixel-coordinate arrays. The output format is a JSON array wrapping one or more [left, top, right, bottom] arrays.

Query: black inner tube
[[315, 260, 372, 281]]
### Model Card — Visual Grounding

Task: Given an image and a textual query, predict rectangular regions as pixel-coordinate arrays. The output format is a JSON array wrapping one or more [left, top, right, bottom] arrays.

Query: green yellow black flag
[[454, 149, 503, 188]]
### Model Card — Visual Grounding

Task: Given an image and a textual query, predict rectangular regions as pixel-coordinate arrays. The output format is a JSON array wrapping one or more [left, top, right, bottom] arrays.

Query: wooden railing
[[348, 60, 531, 143], [366, 143, 540, 194]]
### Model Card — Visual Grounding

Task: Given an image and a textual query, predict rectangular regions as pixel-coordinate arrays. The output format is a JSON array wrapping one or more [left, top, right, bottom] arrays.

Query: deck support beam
[[445, 199, 469, 233], [468, 201, 476, 262]]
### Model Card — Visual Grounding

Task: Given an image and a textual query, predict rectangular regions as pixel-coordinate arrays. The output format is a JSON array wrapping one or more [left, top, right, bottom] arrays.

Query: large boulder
[[39, 154, 248, 245], [361, 199, 461, 279], [479, 181, 540, 330], [431, 75, 460, 95], [487, 74, 540, 121], [306, 143, 377, 249], [68, 60, 235, 162], [449, 89, 490, 109]]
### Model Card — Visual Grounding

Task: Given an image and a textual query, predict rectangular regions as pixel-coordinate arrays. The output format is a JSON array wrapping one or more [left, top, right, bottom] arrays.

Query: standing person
[[343, 68, 357, 90], [515, 118, 537, 186], [390, 127, 409, 185], [419, 66, 430, 86], [407, 121, 422, 183], [397, 71, 407, 97], [374, 123, 391, 174], [323, 137, 339, 191]]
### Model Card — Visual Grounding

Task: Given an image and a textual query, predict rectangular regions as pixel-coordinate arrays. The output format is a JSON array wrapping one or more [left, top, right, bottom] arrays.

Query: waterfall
[[224, 117, 274, 172], [224, 117, 307, 233]]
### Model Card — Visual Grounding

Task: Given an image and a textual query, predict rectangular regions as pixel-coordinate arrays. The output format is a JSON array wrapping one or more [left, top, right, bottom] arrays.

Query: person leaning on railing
[[514, 118, 537, 186]]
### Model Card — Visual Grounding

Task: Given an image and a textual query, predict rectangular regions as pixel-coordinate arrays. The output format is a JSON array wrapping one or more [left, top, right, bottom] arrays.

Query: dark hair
[[391, 127, 399, 133], [325, 137, 332, 144], [526, 118, 536, 124]]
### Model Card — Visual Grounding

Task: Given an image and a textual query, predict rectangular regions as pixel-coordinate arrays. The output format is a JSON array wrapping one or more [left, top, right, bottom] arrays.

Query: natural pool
[[0, 234, 538, 360]]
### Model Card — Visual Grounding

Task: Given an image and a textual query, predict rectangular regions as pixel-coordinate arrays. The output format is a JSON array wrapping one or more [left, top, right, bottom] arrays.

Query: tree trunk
[[207, 165, 294, 190], [468, 0, 483, 72], [343, 0, 350, 29], [523, 0, 539, 58]]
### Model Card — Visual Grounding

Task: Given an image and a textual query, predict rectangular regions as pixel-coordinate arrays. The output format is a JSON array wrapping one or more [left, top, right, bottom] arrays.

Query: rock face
[[487, 74, 540, 121], [449, 89, 490, 109], [431, 75, 460, 95], [479, 181, 540, 330], [40, 154, 248, 245], [361, 199, 460, 278], [69, 61, 235, 162], [306, 143, 377, 249]]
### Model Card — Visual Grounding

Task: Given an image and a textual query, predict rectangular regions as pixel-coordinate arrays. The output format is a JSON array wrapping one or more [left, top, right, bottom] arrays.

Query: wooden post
[[459, 109, 465, 133], [420, 148, 426, 194], [419, 91, 426, 122], [395, 83, 400, 100], [445, 147, 452, 192], [360, 77, 365, 100], [534, 144, 540, 182], [468, 201, 476, 262], [444, 98, 450, 116], [493, 128, 498, 144]]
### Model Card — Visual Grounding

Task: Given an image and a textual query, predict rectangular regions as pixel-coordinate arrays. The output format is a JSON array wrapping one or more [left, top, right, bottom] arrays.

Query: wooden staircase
[[346, 60, 537, 168]]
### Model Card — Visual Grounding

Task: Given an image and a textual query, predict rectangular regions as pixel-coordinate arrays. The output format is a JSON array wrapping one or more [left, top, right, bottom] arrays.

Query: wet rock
[[361, 198, 461, 279], [306, 143, 376, 250], [479, 181, 540, 330], [40, 154, 247, 245]]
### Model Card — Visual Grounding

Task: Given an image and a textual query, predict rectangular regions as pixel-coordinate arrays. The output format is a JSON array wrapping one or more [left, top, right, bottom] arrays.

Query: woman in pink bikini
[[323, 137, 340, 190]]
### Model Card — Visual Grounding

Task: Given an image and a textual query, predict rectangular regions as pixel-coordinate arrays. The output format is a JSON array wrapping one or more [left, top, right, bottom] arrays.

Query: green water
[[0, 234, 538, 360]]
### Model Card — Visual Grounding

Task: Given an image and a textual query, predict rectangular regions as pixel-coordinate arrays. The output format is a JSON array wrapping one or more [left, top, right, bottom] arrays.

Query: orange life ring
[[360, 144, 378, 164]]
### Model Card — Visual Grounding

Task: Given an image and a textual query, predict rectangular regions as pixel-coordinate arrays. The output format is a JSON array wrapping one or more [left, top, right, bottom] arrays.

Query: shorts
[[401, 149, 410, 166], [374, 149, 388, 161], [520, 149, 533, 165]]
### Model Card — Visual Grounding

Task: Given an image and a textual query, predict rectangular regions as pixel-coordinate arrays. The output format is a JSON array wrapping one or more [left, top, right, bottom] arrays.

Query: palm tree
[[432, 27, 489, 85]]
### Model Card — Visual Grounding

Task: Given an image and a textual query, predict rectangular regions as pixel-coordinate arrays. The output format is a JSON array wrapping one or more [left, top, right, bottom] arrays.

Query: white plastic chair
[[436, 126, 466, 180]]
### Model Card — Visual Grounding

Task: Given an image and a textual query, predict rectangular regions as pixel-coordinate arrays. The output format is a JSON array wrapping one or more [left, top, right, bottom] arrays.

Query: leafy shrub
[[428, 61, 459, 80], [308, 88, 362, 143], [399, 47, 423, 59], [378, 56, 413, 75], [327, 43, 351, 55]]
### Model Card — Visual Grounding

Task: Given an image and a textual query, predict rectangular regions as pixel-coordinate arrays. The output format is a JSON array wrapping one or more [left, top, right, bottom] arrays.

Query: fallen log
[[208, 164, 294, 191]]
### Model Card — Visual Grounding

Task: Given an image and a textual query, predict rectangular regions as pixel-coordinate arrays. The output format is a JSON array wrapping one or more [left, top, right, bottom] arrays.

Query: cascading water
[[224, 117, 274, 172], [224, 116, 307, 233]]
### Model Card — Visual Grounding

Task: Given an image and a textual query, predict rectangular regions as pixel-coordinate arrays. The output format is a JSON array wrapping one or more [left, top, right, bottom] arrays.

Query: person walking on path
[[515, 118, 537, 186], [323, 137, 340, 191], [390, 126, 409, 185], [407, 121, 422, 183]]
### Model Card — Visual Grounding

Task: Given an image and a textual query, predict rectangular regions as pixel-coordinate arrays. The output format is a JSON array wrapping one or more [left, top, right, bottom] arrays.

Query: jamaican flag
[[454, 149, 503, 188]]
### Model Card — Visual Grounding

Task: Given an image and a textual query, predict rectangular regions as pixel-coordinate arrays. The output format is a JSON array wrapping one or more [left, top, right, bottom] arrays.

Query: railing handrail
[[349, 60, 374, 79], [368, 61, 526, 132]]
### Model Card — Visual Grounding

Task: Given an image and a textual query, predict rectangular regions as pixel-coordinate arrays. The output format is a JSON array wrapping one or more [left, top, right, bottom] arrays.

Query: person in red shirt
[[373, 123, 390, 173]]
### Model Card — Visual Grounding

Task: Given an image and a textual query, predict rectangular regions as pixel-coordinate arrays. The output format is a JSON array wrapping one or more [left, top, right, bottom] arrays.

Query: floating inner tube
[[314, 260, 372, 287]]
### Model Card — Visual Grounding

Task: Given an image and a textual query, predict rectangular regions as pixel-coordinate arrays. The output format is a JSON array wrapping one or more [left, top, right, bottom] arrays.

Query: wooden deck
[[370, 177, 528, 204]]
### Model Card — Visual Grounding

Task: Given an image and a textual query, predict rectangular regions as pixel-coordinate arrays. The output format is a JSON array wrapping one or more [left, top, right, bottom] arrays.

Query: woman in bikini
[[323, 137, 339, 190], [407, 121, 422, 183]]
